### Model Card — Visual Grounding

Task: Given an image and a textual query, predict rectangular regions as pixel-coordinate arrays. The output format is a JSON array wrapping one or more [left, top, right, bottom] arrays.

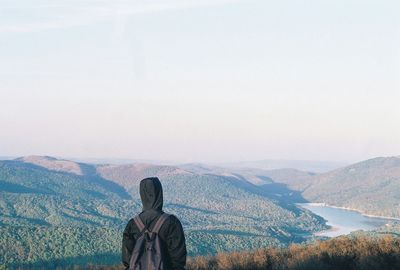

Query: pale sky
[[1, 0, 399, 163]]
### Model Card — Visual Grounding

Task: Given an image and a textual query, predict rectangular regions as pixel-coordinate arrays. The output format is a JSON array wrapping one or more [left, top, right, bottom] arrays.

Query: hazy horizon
[[1, 0, 399, 163], [0, 153, 388, 167]]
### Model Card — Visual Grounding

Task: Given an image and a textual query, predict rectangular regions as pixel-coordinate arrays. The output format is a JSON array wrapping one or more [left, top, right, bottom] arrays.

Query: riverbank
[[314, 226, 340, 237]]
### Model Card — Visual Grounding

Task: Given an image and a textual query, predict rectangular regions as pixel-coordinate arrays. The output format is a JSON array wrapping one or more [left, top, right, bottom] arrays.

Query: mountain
[[178, 163, 275, 185], [0, 159, 133, 227], [0, 156, 326, 268], [4, 154, 399, 269], [232, 156, 400, 220], [179, 163, 317, 187], [177, 165, 315, 205], [233, 167, 315, 190], [301, 156, 400, 218], [0, 157, 137, 268], [96, 163, 190, 190], [95, 162, 326, 254], [16, 156, 85, 175]]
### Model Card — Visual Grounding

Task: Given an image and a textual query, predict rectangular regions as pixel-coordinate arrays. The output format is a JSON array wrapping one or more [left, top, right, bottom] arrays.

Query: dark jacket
[[122, 177, 187, 270]]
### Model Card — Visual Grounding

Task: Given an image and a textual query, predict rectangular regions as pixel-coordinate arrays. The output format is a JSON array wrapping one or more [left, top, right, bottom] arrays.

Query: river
[[298, 203, 395, 237]]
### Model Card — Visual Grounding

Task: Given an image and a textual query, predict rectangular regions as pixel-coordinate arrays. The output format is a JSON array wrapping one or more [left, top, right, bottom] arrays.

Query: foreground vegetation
[[187, 235, 400, 270], [27, 235, 399, 270]]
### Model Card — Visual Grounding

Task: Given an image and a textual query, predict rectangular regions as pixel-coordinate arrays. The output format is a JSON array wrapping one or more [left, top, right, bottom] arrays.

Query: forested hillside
[[230, 156, 400, 219], [3, 155, 400, 268], [301, 156, 400, 218], [0, 160, 134, 227], [0, 156, 326, 268], [0, 226, 122, 268]]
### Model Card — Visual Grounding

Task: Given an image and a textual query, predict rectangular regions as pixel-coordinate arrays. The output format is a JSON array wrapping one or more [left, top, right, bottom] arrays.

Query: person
[[122, 177, 187, 270]]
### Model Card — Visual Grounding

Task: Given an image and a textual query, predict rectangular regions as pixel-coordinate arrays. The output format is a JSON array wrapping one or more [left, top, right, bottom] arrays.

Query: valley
[[1, 155, 399, 268], [0, 156, 324, 268]]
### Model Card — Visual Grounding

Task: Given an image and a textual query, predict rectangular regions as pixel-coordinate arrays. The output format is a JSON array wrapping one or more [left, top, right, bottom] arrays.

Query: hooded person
[[122, 177, 187, 270]]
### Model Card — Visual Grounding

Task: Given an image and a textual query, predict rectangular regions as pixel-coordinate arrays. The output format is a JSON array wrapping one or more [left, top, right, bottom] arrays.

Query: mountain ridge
[[0, 155, 327, 267], [2, 154, 399, 268]]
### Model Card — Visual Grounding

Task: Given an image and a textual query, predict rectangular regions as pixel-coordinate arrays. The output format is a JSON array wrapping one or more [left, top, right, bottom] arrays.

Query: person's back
[[122, 177, 187, 270]]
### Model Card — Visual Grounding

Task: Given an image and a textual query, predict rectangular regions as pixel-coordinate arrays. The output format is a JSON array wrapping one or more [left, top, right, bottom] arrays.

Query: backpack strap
[[133, 215, 146, 233], [152, 213, 170, 234]]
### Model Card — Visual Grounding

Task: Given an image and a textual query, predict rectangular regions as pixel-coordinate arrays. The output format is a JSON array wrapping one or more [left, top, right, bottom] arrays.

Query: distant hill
[[179, 163, 317, 187], [178, 165, 314, 205], [301, 156, 400, 218], [235, 167, 315, 190], [97, 163, 190, 189], [17, 155, 85, 175], [219, 159, 347, 173], [0, 156, 15, 160], [179, 163, 275, 185]]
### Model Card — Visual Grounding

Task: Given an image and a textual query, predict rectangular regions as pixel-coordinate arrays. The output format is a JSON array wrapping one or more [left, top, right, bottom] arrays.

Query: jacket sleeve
[[122, 219, 136, 270], [166, 216, 187, 270]]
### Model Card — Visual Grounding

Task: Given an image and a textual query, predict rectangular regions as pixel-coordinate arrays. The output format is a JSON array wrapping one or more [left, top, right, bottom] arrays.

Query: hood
[[140, 177, 163, 211]]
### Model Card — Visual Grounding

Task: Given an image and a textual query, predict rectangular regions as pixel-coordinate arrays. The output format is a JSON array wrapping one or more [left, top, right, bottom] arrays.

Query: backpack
[[129, 213, 170, 270]]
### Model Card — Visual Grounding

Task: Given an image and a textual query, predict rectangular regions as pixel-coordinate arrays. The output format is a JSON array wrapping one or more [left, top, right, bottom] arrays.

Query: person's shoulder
[[124, 216, 141, 232], [164, 213, 178, 220], [123, 218, 134, 235], [164, 213, 183, 226], [128, 214, 141, 223], [125, 218, 135, 228]]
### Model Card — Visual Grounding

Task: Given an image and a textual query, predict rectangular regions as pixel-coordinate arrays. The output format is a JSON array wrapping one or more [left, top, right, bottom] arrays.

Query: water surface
[[299, 203, 393, 237]]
